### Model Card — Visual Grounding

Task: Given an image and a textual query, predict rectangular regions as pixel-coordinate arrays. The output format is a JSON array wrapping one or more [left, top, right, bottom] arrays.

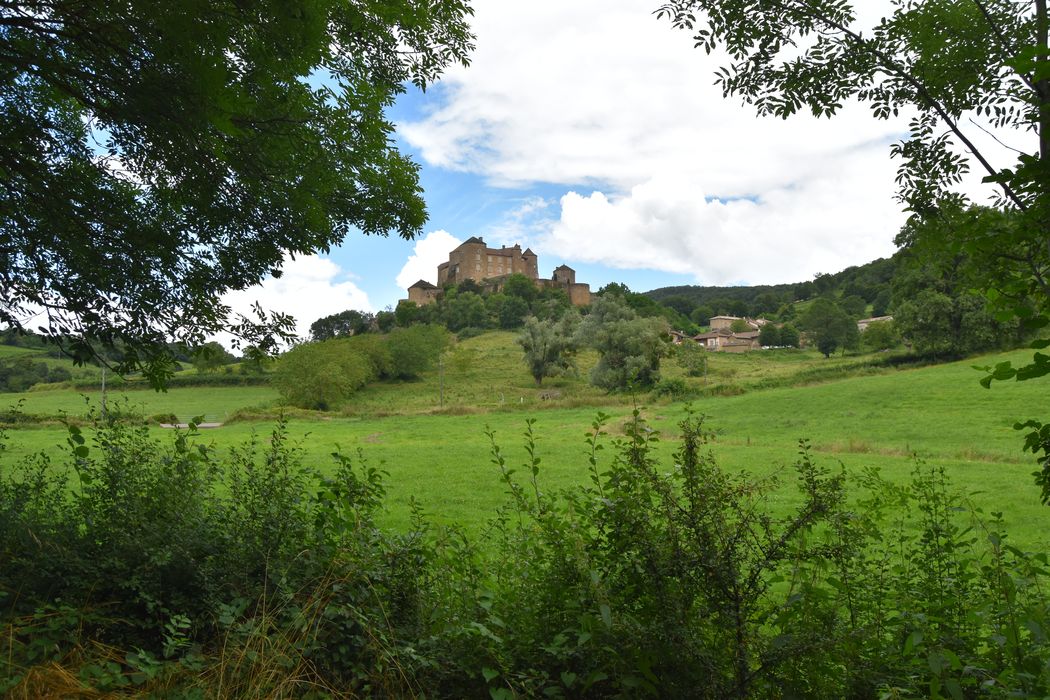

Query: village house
[[857, 315, 893, 332], [687, 316, 768, 352], [405, 237, 591, 307]]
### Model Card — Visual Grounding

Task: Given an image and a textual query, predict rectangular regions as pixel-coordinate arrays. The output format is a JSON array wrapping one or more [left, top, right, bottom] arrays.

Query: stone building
[[405, 237, 591, 307], [406, 279, 441, 306], [437, 237, 539, 286]]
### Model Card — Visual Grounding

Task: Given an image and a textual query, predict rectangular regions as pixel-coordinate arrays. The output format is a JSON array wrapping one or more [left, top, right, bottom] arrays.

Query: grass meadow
[[2, 334, 1046, 549]]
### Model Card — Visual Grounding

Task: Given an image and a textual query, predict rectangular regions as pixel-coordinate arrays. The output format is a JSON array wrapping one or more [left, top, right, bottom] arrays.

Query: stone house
[[693, 328, 761, 352], [857, 315, 893, 332], [709, 315, 767, 331], [406, 279, 441, 306]]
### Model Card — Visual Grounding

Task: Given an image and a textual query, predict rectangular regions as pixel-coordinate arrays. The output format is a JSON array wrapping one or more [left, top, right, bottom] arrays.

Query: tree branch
[[781, 0, 1028, 211]]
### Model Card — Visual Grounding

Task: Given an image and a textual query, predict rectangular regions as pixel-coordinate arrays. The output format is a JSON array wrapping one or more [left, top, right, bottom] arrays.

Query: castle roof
[[459, 236, 485, 247], [522, 247, 536, 257], [554, 264, 574, 271], [408, 279, 438, 290]]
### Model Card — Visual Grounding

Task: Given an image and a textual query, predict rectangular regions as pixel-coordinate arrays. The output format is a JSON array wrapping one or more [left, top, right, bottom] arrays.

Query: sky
[[222, 0, 1017, 339]]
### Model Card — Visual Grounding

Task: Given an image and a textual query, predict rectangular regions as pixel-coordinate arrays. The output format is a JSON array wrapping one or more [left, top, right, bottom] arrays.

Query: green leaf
[[481, 667, 499, 683], [903, 630, 923, 656]]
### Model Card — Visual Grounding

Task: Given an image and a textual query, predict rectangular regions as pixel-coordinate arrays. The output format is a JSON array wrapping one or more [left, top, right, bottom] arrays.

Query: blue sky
[[222, 0, 1013, 337], [323, 87, 700, 314]]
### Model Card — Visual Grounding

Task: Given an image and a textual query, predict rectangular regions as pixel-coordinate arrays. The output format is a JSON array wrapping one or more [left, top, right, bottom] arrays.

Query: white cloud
[[397, 0, 1022, 282], [221, 255, 372, 342], [539, 146, 906, 285], [395, 229, 462, 289], [399, 0, 907, 196]]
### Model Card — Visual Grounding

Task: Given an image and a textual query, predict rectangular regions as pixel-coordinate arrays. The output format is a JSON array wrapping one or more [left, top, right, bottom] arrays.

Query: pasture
[[1, 336, 1045, 549]]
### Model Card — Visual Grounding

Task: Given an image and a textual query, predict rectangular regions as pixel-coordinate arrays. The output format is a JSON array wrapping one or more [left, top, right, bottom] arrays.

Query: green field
[[2, 335, 1046, 550]]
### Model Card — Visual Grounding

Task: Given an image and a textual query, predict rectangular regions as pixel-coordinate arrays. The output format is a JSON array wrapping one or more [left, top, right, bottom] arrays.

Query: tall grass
[[1, 411, 1048, 697]]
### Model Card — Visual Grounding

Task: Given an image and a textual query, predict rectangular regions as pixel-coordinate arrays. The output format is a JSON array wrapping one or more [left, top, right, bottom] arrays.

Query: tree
[[729, 318, 751, 333], [517, 314, 579, 386], [577, 296, 671, 390], [862, 320, 900, 352], [445, 292, 487, 332], [676, 340, 708, 376], [386, 325, 449, 379], [503, 274, 538, 303], [657, 0, 1047, 220], [892, 239, 1020, 356], [273, 340, 374, 410], [0, 1, 474, 387], [871, 288, 893, 318], [657, 0, 1050, 497], [309, 310, 373, 342], [661, 295, 697, 317], [779, 324, 801, 348], [758, 324, 780, 347], [691, 305, 715, 326], [656, 0, 1048, 358], [395, 301, 421, 328], [191, 341, 235, 374], [801, 298, 854, 358], [499, 296, 530, 329], [375, 310, 397, 333], [840, 295, 868, 319]]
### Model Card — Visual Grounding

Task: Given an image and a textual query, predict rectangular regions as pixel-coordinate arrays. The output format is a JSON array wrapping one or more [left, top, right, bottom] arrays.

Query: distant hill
[[643, 254, 900, 320]]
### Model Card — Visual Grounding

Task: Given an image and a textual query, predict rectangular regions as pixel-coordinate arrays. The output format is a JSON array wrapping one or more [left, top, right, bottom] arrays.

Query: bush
[[0, 415, 425, 695], [347, 332, 393, 378], [273, 340, 374, 409], [386, 324, 449, 379], [650, 377, 692, 399], [862, 319, 900, 351], [2, 413, 1048, 697]]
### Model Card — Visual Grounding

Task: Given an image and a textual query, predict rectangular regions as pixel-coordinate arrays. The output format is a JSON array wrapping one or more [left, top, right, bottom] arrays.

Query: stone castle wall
[[409, 237, 590, 307]]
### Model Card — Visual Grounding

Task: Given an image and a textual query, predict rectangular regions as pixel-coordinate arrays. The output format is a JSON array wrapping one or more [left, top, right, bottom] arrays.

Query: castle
[[405, 237, 591, 307]]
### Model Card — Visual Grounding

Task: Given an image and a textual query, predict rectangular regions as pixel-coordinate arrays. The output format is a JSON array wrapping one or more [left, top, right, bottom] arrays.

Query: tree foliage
[[779, 323, 801, 348], [191, 341, 235, 374], [310, 310, 374, 342], [801, 298, 855, 358], [862, 319, 901, 352], [273, 340, 375, 410], [517, 314, 579, 386], [657, 0, 1050, 496], [385, 324, 449, 379], [577, 296, 670, 390], [0, 0, 474, 386], [758, 323, 780, 347]]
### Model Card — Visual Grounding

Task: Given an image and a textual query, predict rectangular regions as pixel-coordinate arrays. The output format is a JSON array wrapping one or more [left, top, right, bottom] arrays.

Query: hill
[[643, 254, 899, 319]]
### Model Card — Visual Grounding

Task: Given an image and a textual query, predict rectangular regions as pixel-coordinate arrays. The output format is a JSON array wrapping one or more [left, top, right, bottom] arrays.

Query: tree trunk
[[1038, 0, 1049, 164]]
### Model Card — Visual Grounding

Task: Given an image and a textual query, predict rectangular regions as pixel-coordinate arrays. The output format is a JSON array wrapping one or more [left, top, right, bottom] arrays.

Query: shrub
[[347, 332, 393, 378], [386, 324, 449, 379], [2, 413, 1048, 697], [650, 377, 692, 399], [0, 416, 429, 695], [862, 318, 900, 351], [273, 340, 374, 409], [675, 340, 708, 376]]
